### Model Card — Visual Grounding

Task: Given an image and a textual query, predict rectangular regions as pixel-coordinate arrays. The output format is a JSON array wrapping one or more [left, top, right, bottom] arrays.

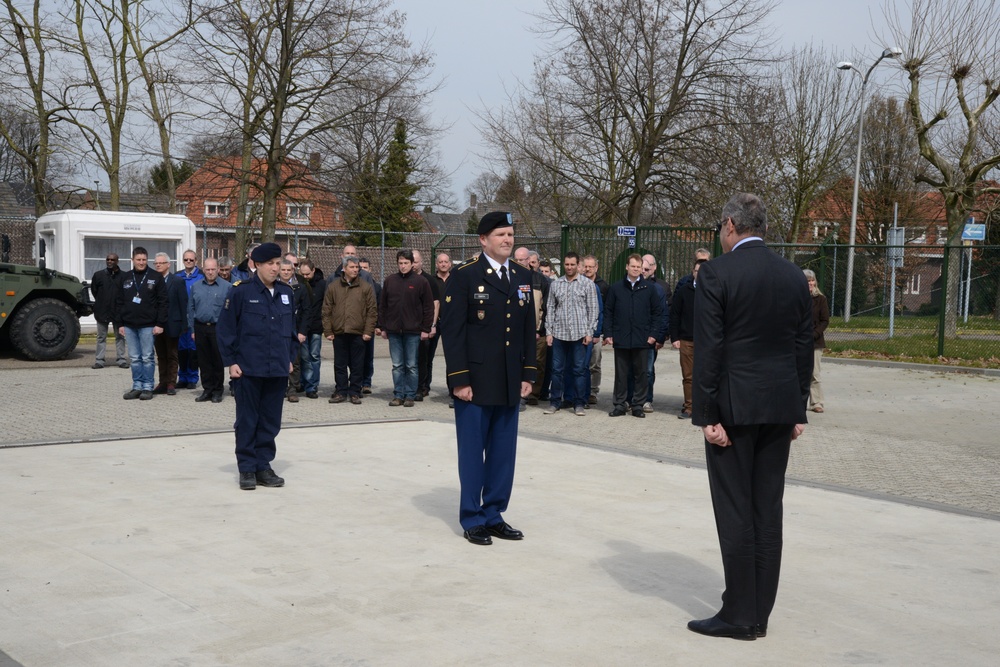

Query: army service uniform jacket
[[217, 274, 300, 378], [440, 253, 537, 408]]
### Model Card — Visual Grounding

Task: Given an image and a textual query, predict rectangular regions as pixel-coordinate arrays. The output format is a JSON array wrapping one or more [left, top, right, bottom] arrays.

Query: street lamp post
[[837, 47, 902, 322]]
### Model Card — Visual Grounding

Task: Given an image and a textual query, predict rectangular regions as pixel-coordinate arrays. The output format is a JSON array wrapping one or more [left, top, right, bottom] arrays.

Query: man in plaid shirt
[[543, 252, 599, 416]]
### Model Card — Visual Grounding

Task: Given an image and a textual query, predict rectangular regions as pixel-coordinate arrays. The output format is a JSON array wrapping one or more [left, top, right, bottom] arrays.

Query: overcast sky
[[404, 0, 904, 211]]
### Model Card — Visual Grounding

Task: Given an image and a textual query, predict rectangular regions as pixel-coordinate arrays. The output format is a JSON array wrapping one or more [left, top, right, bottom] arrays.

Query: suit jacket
[[440, 253, 537, 407], [162, 273, 189, 338], [692, 240, 813, 427]]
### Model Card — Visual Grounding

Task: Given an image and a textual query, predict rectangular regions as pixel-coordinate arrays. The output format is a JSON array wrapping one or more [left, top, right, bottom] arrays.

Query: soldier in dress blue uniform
[[440, 211, 537, 545], [217, 243, 300, 491]]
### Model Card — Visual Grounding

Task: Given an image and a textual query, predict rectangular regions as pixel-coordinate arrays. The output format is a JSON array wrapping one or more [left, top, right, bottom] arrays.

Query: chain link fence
[[550, 226, 998, 365], [773, 240, 1000, 363], [288, 229, 561, 282]]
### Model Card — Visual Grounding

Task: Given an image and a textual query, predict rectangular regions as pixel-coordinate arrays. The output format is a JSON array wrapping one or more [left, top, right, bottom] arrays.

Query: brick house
[[797, 186, 1000, 312], [175, 157, 346, 262]]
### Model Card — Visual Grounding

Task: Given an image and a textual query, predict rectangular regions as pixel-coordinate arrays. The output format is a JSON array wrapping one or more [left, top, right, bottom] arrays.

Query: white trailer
[[35, 210, 197, 332]]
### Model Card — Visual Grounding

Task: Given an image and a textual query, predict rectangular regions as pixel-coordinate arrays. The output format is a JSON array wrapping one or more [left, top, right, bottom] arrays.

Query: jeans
[[549, 337, 589, 408], [300, 333, 323, 393], [123, 326, 156, 391], [95, 320, 127, 365], [387, 332, 420, 399]]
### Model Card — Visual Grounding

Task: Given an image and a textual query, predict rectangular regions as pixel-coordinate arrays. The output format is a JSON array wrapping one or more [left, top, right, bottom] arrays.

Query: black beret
[[477, 211, 514, 236], [250, 242, 282, 263]]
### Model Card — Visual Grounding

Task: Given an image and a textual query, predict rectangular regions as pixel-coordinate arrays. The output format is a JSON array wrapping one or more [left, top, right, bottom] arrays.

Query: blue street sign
[[962, 223, 986, 241], [617, 226, 636, 237]]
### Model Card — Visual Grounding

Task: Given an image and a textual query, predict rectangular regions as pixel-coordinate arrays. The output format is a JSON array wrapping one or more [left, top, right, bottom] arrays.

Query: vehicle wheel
[[9, 298, 81, 361]]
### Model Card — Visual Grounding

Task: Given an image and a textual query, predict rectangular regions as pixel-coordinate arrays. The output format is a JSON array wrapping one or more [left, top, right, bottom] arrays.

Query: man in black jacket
[[602, 254, 663, 418], [376, 250, 433, 407], [151, 253, 188, 395], [115, 247, 167, 400], [90, 253, 127, 369], [670, 257, 708, 419], [688, 193, 812, 641], [297, 259, 326, 399]]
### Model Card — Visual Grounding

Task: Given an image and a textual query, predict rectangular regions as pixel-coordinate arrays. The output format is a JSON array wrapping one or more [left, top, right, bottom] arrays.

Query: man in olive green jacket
[[322, 256, 377, 403]]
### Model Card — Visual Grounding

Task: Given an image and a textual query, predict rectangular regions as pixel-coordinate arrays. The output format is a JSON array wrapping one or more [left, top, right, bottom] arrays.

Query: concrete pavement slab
[[1, 420, 998, 666]]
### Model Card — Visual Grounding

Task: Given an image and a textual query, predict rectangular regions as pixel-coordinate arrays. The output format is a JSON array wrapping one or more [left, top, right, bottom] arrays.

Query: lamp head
[[883, 47, 903, 58], [836, 61, 853, 70]]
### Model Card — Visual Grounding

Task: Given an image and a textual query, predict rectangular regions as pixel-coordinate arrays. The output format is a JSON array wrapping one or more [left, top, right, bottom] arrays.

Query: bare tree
[[307, 61, 449, 216], [827, 95, 927, 243], [772, 45, 856, 243], [465, 170, 504, 207], [121, 1, 199, 210], [479, 0, 775, 228], [886, 0, 1000, 336], [189, 0, 432, 244], [0, 0, 69, 215], [0, 104, 37, 181]]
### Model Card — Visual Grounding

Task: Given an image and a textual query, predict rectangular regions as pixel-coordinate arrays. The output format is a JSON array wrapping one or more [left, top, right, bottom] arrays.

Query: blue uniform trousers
[[454, 400, 519, 530], [234, 375, 287, 473]]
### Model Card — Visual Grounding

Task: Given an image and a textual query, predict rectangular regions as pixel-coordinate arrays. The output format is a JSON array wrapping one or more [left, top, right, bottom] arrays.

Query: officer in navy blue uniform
[[217, 242, 300, 491], [440, 211, 537, 545]]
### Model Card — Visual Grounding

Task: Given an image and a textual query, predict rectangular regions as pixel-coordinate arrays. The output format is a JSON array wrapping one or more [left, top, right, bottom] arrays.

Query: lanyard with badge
[[131, 270, 149, 304]]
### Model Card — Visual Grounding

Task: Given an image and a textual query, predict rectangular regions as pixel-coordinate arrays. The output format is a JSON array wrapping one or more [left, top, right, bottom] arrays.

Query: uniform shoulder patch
[[231, 280, 243, 287]]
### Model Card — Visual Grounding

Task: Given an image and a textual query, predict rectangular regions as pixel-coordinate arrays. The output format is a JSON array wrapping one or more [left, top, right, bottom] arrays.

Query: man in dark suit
[[440, 211, 537, 546], [689, 192, 813, 641]]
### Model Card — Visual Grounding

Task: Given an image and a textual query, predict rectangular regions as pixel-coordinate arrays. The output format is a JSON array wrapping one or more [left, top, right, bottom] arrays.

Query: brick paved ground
[[3, 340, 998, 518]]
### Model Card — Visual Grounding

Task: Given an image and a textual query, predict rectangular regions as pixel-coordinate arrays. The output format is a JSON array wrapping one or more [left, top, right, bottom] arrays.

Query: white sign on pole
[[887, 227, 905, 268]]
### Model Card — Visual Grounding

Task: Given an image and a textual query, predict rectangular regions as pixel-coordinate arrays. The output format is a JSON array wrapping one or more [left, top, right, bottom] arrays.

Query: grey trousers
[[95, 321, 127, 365]]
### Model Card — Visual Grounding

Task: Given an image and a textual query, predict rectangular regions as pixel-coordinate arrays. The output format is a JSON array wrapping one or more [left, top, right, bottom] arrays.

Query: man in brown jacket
[[322, 256, 377, 404]]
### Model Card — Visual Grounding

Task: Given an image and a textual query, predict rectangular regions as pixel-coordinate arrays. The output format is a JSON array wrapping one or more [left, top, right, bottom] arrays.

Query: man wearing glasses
[[151, 253, 186, 395], [175, 250, 202, 390], [688, 193, 812, 640]]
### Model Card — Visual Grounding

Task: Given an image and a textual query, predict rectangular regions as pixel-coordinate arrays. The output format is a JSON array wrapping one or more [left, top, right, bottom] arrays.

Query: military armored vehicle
[[0, 235, 93, 360]]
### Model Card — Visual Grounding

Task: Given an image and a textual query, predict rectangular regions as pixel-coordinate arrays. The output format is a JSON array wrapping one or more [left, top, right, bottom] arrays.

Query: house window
[[904, 274, 921, 295], [205, 201, 230, 218], [936, 226, 947, 244], [286, 203, 312, 224], [912, 229, 927, 244], [177, 201, 189, 216], [244, 201, 262, 222]]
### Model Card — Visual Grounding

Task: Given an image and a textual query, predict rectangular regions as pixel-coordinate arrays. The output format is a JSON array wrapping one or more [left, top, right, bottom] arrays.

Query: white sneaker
[[642, 402, 653, 413]]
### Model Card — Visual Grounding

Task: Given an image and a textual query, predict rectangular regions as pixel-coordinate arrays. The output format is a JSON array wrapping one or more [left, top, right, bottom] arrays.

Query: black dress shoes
[[239, 472, 256, 490], [463, 525, 492, 545], [687, 615, 756, 640], [756, 624, 767, 638], [486, 521, 524, 540], [195, 391, 212, 402], [211, 392, 224, 403], [256, 469, 285, 487]]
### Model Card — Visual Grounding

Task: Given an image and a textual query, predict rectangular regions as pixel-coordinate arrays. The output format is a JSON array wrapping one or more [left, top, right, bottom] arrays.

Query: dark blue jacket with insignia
[[217, 274, 299, 378], [440, 253, 537, 407]]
